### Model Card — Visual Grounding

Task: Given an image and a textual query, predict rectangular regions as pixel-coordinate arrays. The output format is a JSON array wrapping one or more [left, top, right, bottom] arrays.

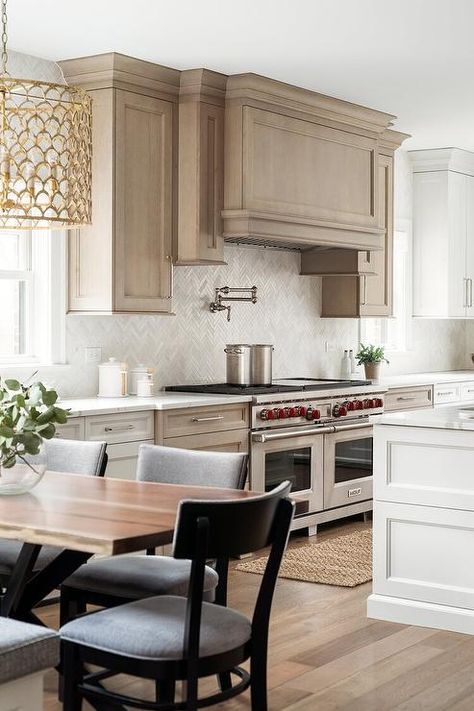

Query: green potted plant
[[356, 344, 389, 381], [0, 376, 68, 495]]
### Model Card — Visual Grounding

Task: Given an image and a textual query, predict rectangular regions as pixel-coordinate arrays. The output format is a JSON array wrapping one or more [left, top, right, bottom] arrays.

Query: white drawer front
[[85, 411, 154, 444], [374, 424, 474, 510], [434, 383, 461, 404], [105, 439, 154, 480], [461, 381, 474, 401], [373, 501, 474, 610], [54, 417, 85, 441]]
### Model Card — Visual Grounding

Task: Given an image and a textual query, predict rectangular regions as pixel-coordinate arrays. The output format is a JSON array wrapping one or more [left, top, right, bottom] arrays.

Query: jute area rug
[[236, 528, 372, 587]]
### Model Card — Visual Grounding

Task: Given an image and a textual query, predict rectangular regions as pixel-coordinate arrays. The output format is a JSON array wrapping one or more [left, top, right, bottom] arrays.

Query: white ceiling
[[10, 0, 474, 150]]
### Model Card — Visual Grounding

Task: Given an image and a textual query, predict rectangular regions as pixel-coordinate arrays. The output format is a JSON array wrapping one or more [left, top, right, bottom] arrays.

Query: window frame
[[0, 229, 66, 366]]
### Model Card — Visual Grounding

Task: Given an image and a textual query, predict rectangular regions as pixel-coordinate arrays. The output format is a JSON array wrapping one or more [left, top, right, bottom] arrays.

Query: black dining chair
[[59, 444, 248, 627], [60, 480, 294, 711]]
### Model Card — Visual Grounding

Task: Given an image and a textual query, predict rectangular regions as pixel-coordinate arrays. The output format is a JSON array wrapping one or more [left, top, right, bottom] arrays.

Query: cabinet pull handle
[[360, 275, 367, 306], [469, 278, 473, 308], [464, 278, 469, 308], [191, 415, 224, 423], [396, 396, 416, 401], [104, 424, 135, 432], [166, 255, 174, 300], [437, 391, 455, 396]]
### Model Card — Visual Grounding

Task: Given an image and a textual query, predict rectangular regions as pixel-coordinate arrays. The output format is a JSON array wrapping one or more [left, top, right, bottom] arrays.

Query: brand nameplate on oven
[[348, 487, 362, 498]]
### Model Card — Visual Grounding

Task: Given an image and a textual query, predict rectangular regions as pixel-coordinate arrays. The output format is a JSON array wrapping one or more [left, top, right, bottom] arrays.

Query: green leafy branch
[[355, 343, 389, 365], [0, 377, 69, 473]]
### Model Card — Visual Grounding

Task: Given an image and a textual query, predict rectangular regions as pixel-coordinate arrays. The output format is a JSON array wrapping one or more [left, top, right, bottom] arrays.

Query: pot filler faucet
[[209, 286, 258, 322]]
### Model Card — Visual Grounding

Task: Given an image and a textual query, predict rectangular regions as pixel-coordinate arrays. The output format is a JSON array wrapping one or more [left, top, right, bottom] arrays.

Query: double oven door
[[251, 423, 373, 517]]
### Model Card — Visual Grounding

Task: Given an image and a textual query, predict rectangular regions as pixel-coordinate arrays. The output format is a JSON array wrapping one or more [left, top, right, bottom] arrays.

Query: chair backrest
[[136, 443, 248, 490], [173, 481, 293, 560], [44, 439, 108, 477], [173, 482, 294, 662]]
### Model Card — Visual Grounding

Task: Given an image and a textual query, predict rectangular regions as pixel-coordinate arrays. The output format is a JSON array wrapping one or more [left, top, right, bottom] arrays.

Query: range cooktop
[[166, 378, 371, 396]]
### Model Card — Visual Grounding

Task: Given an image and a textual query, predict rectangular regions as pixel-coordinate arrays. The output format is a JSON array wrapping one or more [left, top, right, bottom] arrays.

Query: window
[[0, 230, 66, 364], [359, 221, 412, 352]]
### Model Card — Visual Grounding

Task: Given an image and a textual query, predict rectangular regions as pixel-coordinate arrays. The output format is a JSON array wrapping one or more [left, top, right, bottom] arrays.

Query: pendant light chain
[[1, 0, 7, 76]]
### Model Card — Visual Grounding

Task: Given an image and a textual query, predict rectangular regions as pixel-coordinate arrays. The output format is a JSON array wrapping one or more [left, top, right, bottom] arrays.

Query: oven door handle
[[332, 421, 372, 433], [252, 425, 336, 443]]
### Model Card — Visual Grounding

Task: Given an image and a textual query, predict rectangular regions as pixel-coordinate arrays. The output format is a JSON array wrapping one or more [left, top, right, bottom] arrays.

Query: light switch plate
[[84, 346, 102, 364]]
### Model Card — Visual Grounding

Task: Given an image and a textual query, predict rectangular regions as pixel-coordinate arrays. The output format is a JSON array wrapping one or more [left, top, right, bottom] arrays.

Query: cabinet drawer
[[384, 385, 433, 412], [105, 439, 154, 480], [163, 430, 249, 454], [158, 403, 249, 439], [460, 381, 474, 401], [85, 411, 154, 444], [434, 383, 461, 404], [54, 417, 85, 441]]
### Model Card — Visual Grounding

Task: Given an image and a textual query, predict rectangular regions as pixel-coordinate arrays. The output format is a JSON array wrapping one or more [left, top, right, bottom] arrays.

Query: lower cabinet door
[[163, 430, 249, 453], [105, 439, 154, 480], [53, 418, 85, 440], [373, 500, 474, 610]]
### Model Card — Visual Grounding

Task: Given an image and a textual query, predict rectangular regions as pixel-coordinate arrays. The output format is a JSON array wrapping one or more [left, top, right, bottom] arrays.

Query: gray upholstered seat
[[0, 618, 59, 683], [61, 595, 251, 661], [136, 444, 248, 489], [0, 439, 107, 577], [62, 555, 218, 599]]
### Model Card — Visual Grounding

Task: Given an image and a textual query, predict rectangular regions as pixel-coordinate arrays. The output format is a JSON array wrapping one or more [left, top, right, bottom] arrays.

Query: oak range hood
[[222, 73, 407, 252]]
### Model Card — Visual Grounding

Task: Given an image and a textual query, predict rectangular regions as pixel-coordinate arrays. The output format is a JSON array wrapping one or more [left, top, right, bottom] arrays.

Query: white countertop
[[374, 370, 474, 388], [59, 393, 253, 417], [376, 404, 474, 431]]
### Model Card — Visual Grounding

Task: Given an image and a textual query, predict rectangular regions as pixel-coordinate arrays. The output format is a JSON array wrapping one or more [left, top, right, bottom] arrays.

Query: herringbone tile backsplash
[[56, 245, 465, 397]]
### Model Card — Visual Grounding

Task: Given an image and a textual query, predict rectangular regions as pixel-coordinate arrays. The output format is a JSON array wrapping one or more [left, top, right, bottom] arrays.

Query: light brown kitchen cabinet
[[319, 141, 401, 317], [384, 385, 433, 412], [155, 402, 250, 455], [60, 54, 180, 313], [223, 73, 400, 251], [176, 69, 227, 265]]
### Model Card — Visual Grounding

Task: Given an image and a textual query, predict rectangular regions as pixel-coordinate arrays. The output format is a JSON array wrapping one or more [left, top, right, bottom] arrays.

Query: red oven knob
[[333, 404, 347, 417], [354, 399, 363, 410], [288, 407, 297, 417], [305, 407, 314, 420], [299, 406, 307, 417], [339, 406, 347, 416], [375, 397, 384, 408], [312, 409, 321, 420], [260, 408, 274, 420], [345, 400, 355, 411], [277, 408, 286, 419], [362, 399, 370, 409]]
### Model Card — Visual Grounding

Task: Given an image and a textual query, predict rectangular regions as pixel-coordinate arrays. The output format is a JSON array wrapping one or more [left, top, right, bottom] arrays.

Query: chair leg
[[218, 671, 232, 691], [62, 642, 83, 711], [60, 588, 87, 627], [250, 646, 268, 711], [156, 679, 175, 703], [186, 675, 198, 711]]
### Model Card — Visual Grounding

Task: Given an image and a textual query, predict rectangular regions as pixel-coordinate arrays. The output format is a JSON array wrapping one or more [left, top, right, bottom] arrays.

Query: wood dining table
[[0, 471, 255, 623]]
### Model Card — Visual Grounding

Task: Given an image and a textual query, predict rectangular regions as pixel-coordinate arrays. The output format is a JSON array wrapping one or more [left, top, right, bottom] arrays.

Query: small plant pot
[[364, 362, 382, 382]]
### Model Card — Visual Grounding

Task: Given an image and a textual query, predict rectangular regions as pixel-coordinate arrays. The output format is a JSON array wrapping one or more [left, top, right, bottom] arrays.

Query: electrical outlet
[[84, 347, 102, 364], [324, 341, 337, 353]]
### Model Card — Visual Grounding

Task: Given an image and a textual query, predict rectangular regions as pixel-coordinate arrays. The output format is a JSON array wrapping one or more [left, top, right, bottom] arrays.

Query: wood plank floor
[[41, 517, 474, 710]]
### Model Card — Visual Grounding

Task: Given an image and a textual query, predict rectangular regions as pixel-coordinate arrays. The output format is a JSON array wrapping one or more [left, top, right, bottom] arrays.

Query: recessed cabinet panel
[[243, 107, 377, 227], [115, 91, 173, 312]]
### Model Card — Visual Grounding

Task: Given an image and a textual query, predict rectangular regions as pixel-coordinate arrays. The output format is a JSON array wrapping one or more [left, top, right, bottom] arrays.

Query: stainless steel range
[[167, 378, 386, 534]]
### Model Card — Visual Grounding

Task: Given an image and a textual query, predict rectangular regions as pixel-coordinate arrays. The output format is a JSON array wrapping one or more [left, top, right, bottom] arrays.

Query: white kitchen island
[[368, 405, 474, 635]]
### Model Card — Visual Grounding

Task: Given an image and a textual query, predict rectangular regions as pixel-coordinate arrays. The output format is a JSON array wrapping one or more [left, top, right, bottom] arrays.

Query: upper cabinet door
[[114, 90, 174, 312], [242, 107, 378, 229], [359, 154, 394, 316], [465, 175, 474, 316]]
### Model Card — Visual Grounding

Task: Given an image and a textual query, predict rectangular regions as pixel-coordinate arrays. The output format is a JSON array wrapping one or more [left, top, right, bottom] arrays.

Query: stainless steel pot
[[251, 344, 274, 386], [224, 344, 252, 386]]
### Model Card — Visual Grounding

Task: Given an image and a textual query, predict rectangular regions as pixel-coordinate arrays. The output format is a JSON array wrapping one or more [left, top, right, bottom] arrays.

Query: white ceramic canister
[[98, 357, 128, 398], [136, 373, 154, 397], [129, 364, 154, 395]]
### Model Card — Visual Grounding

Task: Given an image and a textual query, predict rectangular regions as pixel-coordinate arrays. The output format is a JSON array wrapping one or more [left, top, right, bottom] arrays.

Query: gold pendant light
[[0, 0, 92, 229]]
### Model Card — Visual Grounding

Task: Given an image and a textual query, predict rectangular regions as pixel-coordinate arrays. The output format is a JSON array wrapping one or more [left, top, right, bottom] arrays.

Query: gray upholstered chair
[[0, 439, 107, 579], [0, 618, 59, 711], [59, 444, 248, 626]]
